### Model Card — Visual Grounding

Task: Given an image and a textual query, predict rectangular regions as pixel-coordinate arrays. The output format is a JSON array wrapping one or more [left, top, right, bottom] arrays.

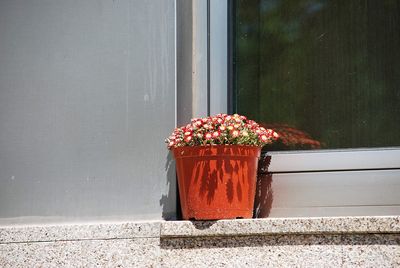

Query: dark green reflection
[[234, 0, 400, 150]]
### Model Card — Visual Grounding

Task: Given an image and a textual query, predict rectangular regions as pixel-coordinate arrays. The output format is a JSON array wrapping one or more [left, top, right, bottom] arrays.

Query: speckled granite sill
[[161, 216, 400, 238], [0, 221, 161, 244], [1, 216, 399, 244]]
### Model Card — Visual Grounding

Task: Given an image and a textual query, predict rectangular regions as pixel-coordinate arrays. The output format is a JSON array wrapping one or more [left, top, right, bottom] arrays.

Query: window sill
[[161, 216, 400, 238], [1, 216, 399, 244], [1, 216, 399, 267]]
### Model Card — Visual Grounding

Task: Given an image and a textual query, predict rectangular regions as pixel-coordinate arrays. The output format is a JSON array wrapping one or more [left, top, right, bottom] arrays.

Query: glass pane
[[234, 0, 400, 150]]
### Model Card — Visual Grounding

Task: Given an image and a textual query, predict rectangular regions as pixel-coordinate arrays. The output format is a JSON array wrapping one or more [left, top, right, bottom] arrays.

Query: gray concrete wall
[[0, 0, 176, 222]]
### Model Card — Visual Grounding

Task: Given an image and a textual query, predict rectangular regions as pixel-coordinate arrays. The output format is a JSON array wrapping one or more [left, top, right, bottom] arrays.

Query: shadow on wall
[[159, 151, 180, 220], [254, 155, 273, 218]]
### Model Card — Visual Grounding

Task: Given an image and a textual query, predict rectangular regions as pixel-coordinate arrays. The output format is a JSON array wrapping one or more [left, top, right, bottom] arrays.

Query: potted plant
[[166, 114, 278, 220]]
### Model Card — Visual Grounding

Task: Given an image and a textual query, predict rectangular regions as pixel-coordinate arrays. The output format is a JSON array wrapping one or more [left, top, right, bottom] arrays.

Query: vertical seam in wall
[[174, 0, 178, 127], [257, 0, 261, 119], [227, 0, 232, 114], [207, 0, 211, 116]]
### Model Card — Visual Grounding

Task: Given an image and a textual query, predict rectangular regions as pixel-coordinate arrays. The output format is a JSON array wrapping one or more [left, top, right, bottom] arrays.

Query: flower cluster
[[166, 114, 279, 149]]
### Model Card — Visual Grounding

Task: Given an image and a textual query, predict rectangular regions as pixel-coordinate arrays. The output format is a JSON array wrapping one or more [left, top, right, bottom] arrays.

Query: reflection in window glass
[[234, 0, 400, 150]]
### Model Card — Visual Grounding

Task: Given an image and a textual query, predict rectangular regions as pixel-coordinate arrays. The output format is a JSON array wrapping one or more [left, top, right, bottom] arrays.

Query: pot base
[[185, 209, 253, 220]]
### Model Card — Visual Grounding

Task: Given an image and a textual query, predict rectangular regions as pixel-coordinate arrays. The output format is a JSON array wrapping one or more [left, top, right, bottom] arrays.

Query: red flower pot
[[172, 145, 261, 220]]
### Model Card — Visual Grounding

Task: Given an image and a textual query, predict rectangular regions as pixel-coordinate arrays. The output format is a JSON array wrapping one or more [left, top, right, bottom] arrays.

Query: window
[[229, 0, 400, 217], [232, 0, 400, 152], [185, 1, 400, 216]]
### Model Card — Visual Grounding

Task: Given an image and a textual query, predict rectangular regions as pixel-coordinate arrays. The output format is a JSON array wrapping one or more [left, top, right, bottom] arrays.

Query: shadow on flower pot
[[183, 150, 251, 205], [191, 156, 242, 205], [254, 155, 274, 218]]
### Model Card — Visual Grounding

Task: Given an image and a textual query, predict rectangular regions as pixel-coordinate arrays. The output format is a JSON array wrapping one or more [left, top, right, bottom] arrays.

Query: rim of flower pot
[[171, 144, 262, 158], [171, 144, 263, 149]]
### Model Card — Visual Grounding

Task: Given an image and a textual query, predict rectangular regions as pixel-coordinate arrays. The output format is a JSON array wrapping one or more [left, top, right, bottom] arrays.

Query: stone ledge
[[1, 216, 399, 244], [160, 234, 400, 267], [161, 216, 400, 238], [1, 216, 399, 267], [0, 221, 161, 244]]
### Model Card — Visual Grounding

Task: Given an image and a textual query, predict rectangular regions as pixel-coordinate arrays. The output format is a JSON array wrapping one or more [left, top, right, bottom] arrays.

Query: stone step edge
[[1, 216, 399, 244]]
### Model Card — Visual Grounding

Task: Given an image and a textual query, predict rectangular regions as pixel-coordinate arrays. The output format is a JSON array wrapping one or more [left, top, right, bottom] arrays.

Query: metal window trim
[[209, 0, 228, 115], [265, 148, 400, 173], [191, 0, 209, 118], [191, 0, 228, 118]]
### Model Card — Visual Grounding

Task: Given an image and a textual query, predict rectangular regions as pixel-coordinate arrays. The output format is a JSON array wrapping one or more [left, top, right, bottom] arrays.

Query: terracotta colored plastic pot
[[172, 145, 261, 220]]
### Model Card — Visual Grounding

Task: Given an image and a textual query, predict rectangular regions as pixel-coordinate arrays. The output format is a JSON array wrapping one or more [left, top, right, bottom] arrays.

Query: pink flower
[[184, 131, 192, 136], [194, 120, 202, 127], [212, 131, 220, 138], [260, 135, 268, 142], [205, 132, 213, 140], [219, 125, 226, 131], [227, 125, 234, 131], [196, 133, 203, 138], [168, 141, 175, 147], [231, 130, 239, 138], [247, 120, 258, 128], [184, 136, 192, 142]]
